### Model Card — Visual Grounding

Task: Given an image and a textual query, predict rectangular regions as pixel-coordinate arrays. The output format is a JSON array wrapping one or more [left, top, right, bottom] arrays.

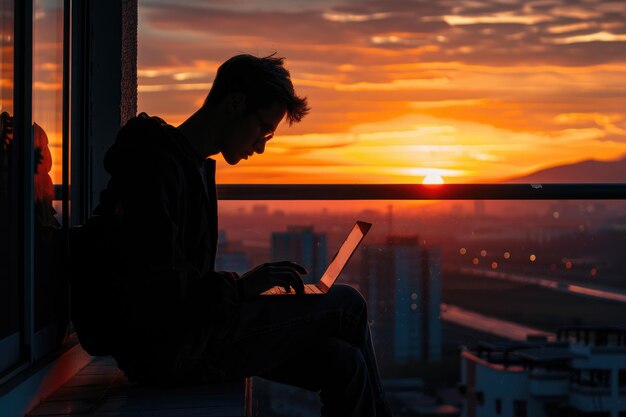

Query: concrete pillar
[[78, 0, 137, 216]]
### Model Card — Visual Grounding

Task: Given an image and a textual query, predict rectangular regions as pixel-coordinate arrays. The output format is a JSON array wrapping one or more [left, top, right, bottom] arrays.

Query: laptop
[[260, 221, 372, 296]]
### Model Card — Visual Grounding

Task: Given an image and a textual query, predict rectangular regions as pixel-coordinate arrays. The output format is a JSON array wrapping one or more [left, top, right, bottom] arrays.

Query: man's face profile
[[220, 98, 286, 166]]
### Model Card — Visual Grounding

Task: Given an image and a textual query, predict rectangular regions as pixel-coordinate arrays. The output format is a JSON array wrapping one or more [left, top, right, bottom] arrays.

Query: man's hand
[[240, 261, 307, 298]]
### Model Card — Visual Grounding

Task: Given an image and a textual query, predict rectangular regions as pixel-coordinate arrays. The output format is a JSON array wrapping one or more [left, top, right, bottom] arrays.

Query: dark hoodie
[[70, 114, 241, 384]]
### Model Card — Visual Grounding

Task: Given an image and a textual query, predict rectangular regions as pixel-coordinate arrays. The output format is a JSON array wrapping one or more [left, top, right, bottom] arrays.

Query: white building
[[461, 326, 626, 417]]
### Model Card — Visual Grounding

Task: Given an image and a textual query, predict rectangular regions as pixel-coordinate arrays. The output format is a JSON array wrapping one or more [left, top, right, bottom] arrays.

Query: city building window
[[495, 398, 502, 415], [475, 391, 484, 406], [513, 400, 527, 417], [577, 369, 611, 388]]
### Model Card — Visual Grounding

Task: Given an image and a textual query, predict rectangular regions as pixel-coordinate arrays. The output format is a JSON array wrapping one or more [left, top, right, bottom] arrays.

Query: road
[[456, 267, 626, 304], [440, 303, 556, 342]]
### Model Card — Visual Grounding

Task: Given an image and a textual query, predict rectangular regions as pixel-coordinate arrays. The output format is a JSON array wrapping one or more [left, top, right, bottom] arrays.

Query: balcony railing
[[54, 183, 626, 201]]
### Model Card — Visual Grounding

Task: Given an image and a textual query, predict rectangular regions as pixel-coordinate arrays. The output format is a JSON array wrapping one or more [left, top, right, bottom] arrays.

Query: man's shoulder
[[120, 113, 170, 140], [137, 112, 167, 125], [104, 113, 184, 176], [115, 113, 184, 158]]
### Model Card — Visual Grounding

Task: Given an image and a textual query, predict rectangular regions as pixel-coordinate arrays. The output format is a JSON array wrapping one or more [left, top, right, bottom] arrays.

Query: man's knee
[[333, 284, 366, 305], [332, 284, 368, 316], [320, 339, 375, 416], [323, 337, 367, 384]]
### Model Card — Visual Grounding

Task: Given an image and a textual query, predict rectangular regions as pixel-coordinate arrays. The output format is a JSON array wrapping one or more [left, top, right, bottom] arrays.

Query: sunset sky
[[137, 0, 626, 184]]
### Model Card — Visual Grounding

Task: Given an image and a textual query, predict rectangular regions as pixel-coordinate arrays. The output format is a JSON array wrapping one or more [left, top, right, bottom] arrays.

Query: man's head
[[206, 54, 309, 125], [205, 54, 309, 164]]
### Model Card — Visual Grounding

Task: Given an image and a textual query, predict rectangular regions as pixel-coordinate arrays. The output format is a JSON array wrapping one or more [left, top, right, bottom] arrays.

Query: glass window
[[513, 400, 527, 417], [33, 0, 64, 188], [32, 0, 67, 359], [582, 369, 611, 388], [0, 0, 20, 376], [138, 1, 626, 184]]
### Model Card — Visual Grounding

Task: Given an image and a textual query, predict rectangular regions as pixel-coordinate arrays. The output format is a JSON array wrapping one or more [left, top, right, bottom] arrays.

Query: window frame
[[0, 0, 33, 382], [513, 399, 528, 417], [0, 0, 73, 382]]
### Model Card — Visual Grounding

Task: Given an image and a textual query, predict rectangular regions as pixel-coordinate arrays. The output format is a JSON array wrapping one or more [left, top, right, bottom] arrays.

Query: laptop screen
[[319, 221, 371, 289]]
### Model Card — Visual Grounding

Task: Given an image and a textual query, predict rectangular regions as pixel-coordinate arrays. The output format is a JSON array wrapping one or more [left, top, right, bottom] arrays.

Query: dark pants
[[207, 285, 393, 417]]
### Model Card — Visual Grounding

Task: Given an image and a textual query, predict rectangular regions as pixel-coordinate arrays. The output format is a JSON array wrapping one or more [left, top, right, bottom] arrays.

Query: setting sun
[[422, 174, 445, 185]]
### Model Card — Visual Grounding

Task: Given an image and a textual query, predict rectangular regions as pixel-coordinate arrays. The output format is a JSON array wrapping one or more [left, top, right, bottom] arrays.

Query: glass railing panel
[[217, 199, 626, 417]]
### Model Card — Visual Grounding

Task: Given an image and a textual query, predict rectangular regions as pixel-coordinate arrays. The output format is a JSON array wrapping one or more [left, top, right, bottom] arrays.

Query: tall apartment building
[[271, 226, 327, 285], [361, 236, 442, 365], [215, 230, 251, 275], [461, 325, 626, 417]]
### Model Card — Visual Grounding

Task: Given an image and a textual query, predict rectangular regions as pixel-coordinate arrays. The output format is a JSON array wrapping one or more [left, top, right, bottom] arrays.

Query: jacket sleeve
[[102, 122, 241, 331]]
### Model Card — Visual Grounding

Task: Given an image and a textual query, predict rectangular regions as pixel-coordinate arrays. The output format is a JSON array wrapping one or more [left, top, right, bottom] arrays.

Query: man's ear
[[226, 92, 246, 116]]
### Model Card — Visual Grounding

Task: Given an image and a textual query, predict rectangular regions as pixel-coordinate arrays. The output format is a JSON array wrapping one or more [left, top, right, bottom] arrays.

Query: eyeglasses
[[254, 111, 275, 142]]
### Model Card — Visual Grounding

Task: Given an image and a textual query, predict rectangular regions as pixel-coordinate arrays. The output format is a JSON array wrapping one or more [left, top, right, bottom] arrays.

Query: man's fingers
[[273, 261, 308, 275], [245, 263, 307, 295], [294, 264, 308, 275], [289, 271, 305, 294], [269, 266, 306, 294], [270, 277, 294, 294], [270, 271, 305, 294], [281, 270, 304, 294], [274, 264, 308, 277], [255, 261, 307, 274]]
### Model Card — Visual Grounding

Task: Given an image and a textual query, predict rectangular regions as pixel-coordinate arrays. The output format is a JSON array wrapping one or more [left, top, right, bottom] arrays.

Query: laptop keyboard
[[264, 284, 324, 295]]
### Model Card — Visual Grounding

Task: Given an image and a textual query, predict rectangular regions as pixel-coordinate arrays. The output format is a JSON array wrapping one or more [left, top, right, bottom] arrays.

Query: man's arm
[[102, 124, 240, 327]]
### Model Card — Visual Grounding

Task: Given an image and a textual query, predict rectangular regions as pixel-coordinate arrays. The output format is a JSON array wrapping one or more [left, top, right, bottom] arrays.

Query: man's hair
[[205, 53, 310, 125]]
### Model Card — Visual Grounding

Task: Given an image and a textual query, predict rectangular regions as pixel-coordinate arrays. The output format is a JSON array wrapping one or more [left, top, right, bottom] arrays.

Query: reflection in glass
[[32, 0, 67, 350], [33, 0, 63, 185]]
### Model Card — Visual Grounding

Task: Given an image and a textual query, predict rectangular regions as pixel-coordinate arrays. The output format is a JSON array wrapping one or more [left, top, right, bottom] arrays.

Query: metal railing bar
[[216, 184, 626, 200], [54, 183, 626, 201]]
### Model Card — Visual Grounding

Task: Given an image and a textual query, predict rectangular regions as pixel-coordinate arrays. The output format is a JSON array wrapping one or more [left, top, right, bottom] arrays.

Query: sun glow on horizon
[[422, 174, 445, 185]]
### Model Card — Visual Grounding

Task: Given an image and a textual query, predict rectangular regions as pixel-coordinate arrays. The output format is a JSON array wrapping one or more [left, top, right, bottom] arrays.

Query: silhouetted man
[[71, 54, 394, 417]]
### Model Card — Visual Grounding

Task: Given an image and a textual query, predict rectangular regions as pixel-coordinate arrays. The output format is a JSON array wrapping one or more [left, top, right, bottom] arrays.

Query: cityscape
[[216, 199, 626, 417]]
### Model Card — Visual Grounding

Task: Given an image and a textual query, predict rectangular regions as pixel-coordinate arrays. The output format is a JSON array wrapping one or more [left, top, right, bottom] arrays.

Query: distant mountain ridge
[[504, 155, 626, 183]]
